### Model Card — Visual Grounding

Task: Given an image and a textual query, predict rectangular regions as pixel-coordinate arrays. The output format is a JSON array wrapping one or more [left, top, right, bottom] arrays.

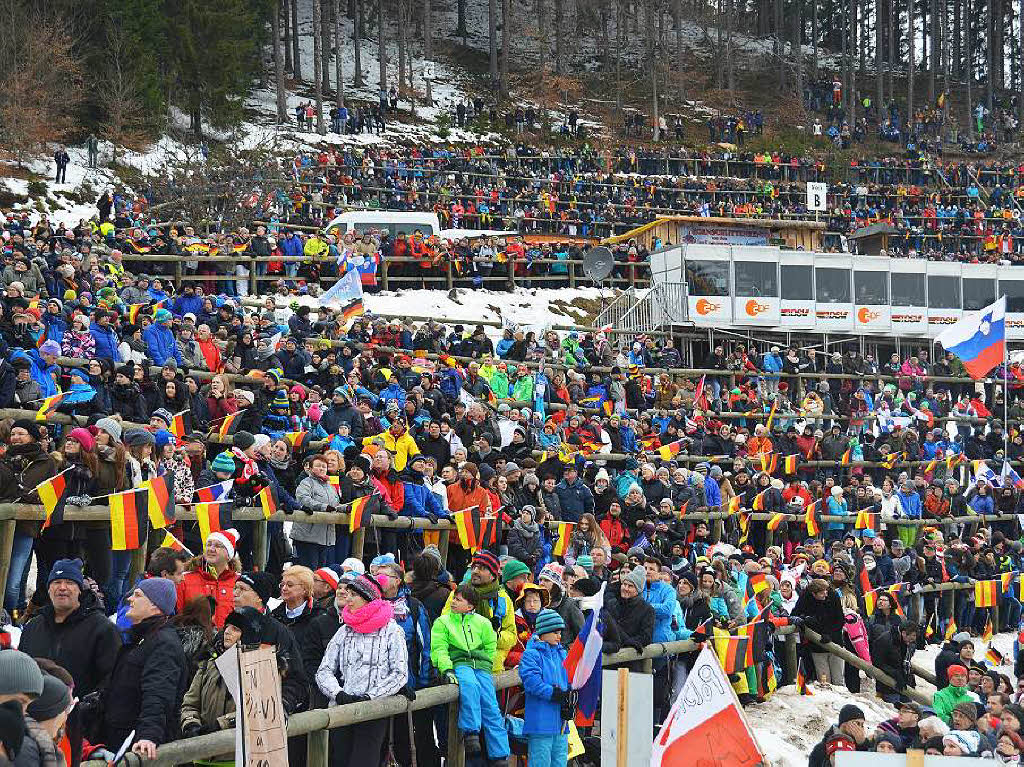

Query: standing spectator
[[100, 578, 187, 760], [175, 528, 240, 628], [54, 148, 70, 184], [86, 134, 99, 168], [519, 609, 572, 767]]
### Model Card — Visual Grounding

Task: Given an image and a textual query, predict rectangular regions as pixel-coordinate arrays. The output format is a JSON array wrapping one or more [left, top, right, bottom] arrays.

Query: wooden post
[[437, 528, 450, 568], [306, 728, 328, 767], [254, 519, 269, 570], [616, 667, 629, 767], [711, 517, 724, 543], [445, 260, 454, 290], [446, 698, 464, 767], [380, 259, 390, 291], [784, 631, 799, 683], [0, 519, 15, 606], [568, 262, 576, 288], [640, 657, 653, 674], [351, 527, 366, 560], [507, 261, 516, 291], [250, 256, 258, 296], [174, 258, 183, 291], [129, 535, 147, 584]]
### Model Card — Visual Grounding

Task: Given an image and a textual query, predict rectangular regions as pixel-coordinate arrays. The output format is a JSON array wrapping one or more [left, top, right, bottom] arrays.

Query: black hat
[[224, 606, 266, 645], [233, 431, 255, 451], [237, 571, 277, 606], [12, 419, 41, 441], [838, 704, 865, 725]]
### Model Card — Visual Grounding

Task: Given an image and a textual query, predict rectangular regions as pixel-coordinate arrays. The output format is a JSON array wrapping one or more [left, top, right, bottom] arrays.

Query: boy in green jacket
[[431, 584, 511, 766]]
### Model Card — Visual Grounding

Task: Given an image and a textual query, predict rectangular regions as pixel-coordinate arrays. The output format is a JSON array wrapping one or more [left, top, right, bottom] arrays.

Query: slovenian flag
[[565, 583, 605, 726], [936, 295, 1006, 379]]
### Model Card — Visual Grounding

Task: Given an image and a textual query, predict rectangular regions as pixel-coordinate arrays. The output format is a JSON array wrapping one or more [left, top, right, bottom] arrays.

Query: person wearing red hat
[[312, 567, 340, 611], [176, 528, 240, 627], [933, 664, 978, 724]]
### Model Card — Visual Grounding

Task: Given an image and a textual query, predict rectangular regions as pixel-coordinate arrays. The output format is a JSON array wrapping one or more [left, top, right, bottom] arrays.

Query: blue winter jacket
[[172, 294, 203, 318], [496, 338, 514, 358], [42, 314, 67, 347], [281, 235, 303, 258], [897, 489, 923, 519], [89, 322, 121, 362], [143, 322, 183, 366], [703, 476, 722, 508], [555, 477, 595, 522], [390, 588, 433, 689], [379, 382, 407, 411], [969, 493, 995, 515], [26, 349, 59, 397], [643, 579, 677, 643], [401, 477, 447, 519], [519, 636, 570, 735]]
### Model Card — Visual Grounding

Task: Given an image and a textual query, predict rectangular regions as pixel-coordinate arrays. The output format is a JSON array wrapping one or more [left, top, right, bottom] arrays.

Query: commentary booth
[[648, 245, 1024, 341]]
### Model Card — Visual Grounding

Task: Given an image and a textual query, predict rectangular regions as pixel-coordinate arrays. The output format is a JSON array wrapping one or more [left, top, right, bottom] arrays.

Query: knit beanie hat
[[953, 701, 980, 723], [224, 606, 266, 645], [137, 577, 177, 616], [873, 732, 904, 753], [501, 559, 531, 585], [573, 577, 601, 597], [271, 390, 289, 411], [266, 368, 283, 385], [212, 451, 236, 473], [207, 528, 240, 559], [420, 546, 443, 570], [824, 734, 856, 756], [539, 563, 565, 591], [347, 573, 386, 604], [946, 664, 969, 682], [12, 419, 41, 442], [576, 554, 594, 573], [623, 566, 647, 594], [0, 701, 24, 758], [27, 675, 71, 723], [340, 557, 366, 577], [314, 567, 340, 591], [67, 427, 95, 453], [471, 550, 501, 580], [233, 431, 255, 451], [123, 428, 155, 447], [838, 704, 866, 725], [0, 650, 44, 697], [533, 608, 565, 637], [151, 408, 173, 428], [943, 730, 981, 755], [95, 417, 123, 444], [237, 571, 278, 606], [48, 558, 85, 589]]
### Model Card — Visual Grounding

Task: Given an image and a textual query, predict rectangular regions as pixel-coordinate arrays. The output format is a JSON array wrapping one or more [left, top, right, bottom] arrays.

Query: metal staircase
[[595, 283, 687, 335]]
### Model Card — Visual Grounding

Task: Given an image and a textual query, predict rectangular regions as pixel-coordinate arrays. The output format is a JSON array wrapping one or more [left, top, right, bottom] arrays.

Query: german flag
[[737, 512, 751, 546], [805, 501, 821, 537], [217, 412, 241, 439], [726, 496, 741, 514], [924, 459, 938, 474], [340, 297, 364, 324], [758, 660, 778, 698], [767, 512, 786, 531], [924, 614, 935, 640], [257, 485, 277, 519], [751, 489, 767, 511], [880, 452, 899, 470], [796, 656, 812, 695], [1001, 571, 1017, 593], [986, 644, 1004, 666], [160, 529, 186, 552], [110, 487, 148, 550], [982, 618, 994, 642], [946, 453, 963, 471], [976, 579, 1000, 608], [347, 494, 377, 533], [855, 511, 878, 531], [602, 400, 613, 416], [744, 572, 769, 604], [712, 629, 749, 675], [478, 515, 502, 548], [783, 454, 799, 474], [195, 501, 225, 544], [839, 448, 852, 466], [453, 506, 481, 550], [552, 522, 574, 558], [944, 619, 958, 642], [764, 400, 778, 431], [141, 475, 175, 529], [169, 412, 187, 439], [128, 303, 148, 324], [759, 452, 777, 475], [677, 500, 689, 517], [864, 588, 879, 615], [36, 470, 70, 531], [285, 431, 311, 452], [886, 584, 907, 617], [36, 392, 67, 421], [657, 439, 684, 460]]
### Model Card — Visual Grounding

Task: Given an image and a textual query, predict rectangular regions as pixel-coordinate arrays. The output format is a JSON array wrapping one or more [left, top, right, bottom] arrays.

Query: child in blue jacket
[[519, 608, 571, 767]]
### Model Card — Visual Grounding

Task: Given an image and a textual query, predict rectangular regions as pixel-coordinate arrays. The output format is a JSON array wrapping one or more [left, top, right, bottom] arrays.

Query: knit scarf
[[343, 598, 394, 633]]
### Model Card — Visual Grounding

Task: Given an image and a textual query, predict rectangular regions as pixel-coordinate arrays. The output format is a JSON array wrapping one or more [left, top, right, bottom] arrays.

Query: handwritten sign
[[239, 645, 289, 767]]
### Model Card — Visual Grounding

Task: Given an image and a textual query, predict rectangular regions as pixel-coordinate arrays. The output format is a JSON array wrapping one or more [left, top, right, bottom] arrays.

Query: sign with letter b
[[807, 182, 828, 211]]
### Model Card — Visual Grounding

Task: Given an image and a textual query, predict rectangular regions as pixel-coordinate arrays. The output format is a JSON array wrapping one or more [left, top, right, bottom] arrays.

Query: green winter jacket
[[430, 610, 497, 673], [932, 683, 978, 724], [511, 376, 534, 402]]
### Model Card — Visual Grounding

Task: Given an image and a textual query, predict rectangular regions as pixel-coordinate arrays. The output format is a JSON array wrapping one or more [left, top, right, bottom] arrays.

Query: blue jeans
[[527, 734, 568, 767], [1002, 595, 1022, 630], [454, 666, 510, 758], [293, 541, 329, 569], [327, 532, 351, 567], [4, 533, 34, 611], [105, 550, 133, 614]]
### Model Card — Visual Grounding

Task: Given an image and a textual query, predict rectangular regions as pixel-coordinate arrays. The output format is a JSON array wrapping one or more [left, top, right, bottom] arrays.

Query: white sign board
[[422, 62, 436, 81], [600, 670, 653, 767], [807, 182, 828, 211], [837, 752, 1000, 766], [650, 646, 763, 767], [214, 645, 245, 766]]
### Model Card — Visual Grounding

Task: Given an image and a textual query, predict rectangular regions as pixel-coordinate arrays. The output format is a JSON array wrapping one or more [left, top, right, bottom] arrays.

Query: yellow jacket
[[361, 430, 420, 471]]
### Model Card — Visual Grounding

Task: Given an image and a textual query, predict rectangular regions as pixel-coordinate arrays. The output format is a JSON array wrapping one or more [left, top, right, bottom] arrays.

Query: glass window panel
[[815, 267, 851, 304], [685, 260, 730, 297], [962, 278, 996, 311], [891, 273, 925, 305], [854, 271, 888, 305], [780, 265, 813, 300], [1000, 280, 1024, 313], [928, 275, 961, 309], [734, 261, 778, 297]]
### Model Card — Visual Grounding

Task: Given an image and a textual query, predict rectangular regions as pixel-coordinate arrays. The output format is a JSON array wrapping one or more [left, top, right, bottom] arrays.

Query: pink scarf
[[343, 599, 394, 633]]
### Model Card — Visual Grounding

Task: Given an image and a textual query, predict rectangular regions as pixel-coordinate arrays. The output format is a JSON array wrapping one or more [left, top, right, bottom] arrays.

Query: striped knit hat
[[471, 550, 500, 579], [533, 609, 565, 637], [347, 573, 385, 604]]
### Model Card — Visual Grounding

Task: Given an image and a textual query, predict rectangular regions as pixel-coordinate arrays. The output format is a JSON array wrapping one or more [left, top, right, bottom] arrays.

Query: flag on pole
[[217, 412, 241, 439], [783, 454, 799, 474], [982, 618, 994, 643], [564, 584, 605, 726], [765, 400, 778, 432], [986, 644, 1005, 666], [658, 439, 685, 460], [109, 488, 148, 550], [804, 501, 821, 537], [944, 619, 958, 642], [796, 656, 812, 695], [169, 412, 188, 439], [452, 506, 481, 551], [347, 494, 378, 533], [855, 511, 878, 531], [767, 513, 786, 531], [35, 469, 71, 531], [140, 475, 175, 529], [195, 479, 233, 503], [36, 392, 67, 421], [257, 485, 277, 519], [195, 501, 225, 544], [727, 496, 741, 514], [711, 629, 749, 675], [839, 447, 853, 466], [935, 295, 1006, 379], [285, 431, 311, 452], [552, 522, 574, 557], [976, 580, 1000, 608]]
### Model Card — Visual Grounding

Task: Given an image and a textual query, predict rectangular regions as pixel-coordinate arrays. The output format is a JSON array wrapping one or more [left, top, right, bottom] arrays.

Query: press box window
[[1000, 280, 1024, 313], [928, 275, 961, 309], [685, 260, 730, 297], [854, 271, 888, 305], [815, 267, 851, 304], [891, 273, 925, 305], [734, 261, 778, 297], [962, 278, 996, 311], [780, 265, 813, 300]]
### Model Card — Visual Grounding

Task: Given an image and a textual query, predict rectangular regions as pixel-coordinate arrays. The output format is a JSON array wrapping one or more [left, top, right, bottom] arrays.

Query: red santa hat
[[207, 528, 240, 560]]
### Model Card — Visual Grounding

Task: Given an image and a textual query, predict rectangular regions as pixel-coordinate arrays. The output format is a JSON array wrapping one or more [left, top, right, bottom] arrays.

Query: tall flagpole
[[1004, 314, 1010, 459]]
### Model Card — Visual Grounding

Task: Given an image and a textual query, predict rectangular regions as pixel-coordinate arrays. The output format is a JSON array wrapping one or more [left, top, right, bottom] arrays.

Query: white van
[[325, 210, 515, 240]]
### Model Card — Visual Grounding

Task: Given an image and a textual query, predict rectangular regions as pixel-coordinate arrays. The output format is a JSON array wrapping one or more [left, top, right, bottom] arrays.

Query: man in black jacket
[[604, 566, 654, 671], [101, 578, 186, 760], [20, 559, 121, 767], [872, 620, 918, 703]]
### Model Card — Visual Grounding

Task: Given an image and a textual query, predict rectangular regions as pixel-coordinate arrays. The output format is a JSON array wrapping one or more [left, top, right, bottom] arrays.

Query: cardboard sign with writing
[[239, 645, 289, 767]]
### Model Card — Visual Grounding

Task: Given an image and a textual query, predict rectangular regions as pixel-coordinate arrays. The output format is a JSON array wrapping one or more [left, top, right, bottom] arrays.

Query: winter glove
[[335, 691, 356, 705], [181, 724, 202, 739], [788, 616, 804, 627], [444, 671, 459, 685], [385, 509, 400, 521], [324, 505, 338, 514], [690, 629, 708, 644], [628, 640, 646, 654], [426, 512, 440, 525], [400, 685, 416, 701], [550, 688, 569, 704]]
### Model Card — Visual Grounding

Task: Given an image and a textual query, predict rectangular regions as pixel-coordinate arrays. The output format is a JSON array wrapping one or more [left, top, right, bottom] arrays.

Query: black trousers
[[330, 718, 388, 767], [387, 708, 441, 767]]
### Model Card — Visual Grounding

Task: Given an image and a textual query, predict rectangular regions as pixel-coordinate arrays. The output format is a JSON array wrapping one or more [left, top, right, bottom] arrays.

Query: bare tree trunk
[[555, 0, 565, 74], [313, 0, 325, 132], [423, 0, 432, 104], [928, 0, 937, 103], [1020, 0, 1024, 124], [500, 0, 510, 98], [488, 0, 499, 85], [283, 0, 293, 73], [335, 0, 345, 105], [986, 0, 994, 109], [907, 0, 914, 123], [378, 0, 387, 93], [726, 0, 734, 90], [616, 0, 623, 109], [888, 0, 896, 100], [953, 0, 960, 77], [292, 0, 301, 81], [812, 0, 818, 76], [398, 0, 407, 93], [675, 0, 684, 104], [848, 0, 856, 122], [353, 0, 364, 86], [456, 0, 468, 37], [777, 0, 785, 91], [647, 0, 659, 139], [794, 0, 803, 99], [966, 0, 973, 137], [537, 0, 547, 72], [716, 0, 724, 88], [322, 0, 332, 93], [274, 0, 288, 121], [876, 0, 884, 107]]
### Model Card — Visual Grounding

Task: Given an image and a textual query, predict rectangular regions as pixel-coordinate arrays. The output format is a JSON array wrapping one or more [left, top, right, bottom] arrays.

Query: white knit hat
[[207, 528, 240, 559]]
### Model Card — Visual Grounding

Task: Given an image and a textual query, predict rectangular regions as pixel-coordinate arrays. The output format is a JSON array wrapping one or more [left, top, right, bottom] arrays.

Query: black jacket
[[101, 615, 187, 747], [19, 590, 121, 696], [260, 612, 310, 714], [934, 640, 962, 689], [791, 588, 845, 643], [301, 606, 342, 708], [269, 601, 322, 668], [871, 623, 916, 698], [605, 592, 654, 653]]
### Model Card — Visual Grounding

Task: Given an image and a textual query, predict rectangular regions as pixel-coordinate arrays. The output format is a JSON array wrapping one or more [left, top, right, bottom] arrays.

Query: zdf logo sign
[[695, 299, 721, 316], [857, 307, 880, 323], [745, 300, 770, 317]]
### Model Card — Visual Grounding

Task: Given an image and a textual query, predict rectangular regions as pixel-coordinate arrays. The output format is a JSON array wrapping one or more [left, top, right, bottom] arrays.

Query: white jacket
[[316, 619, 408, 701]]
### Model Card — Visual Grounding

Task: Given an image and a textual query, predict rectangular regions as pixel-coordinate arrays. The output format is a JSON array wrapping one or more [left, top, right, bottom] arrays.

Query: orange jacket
[[177, 568, 238, 627], [446, 481, 492, 515]]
